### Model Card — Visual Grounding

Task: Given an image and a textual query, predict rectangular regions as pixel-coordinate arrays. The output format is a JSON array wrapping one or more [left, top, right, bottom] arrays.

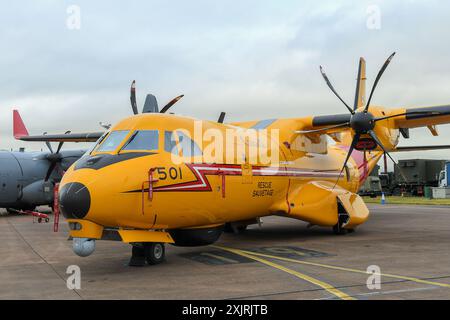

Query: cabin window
[[122, 130, 159, 151], [97, 130, 130, 152], [291, 134, 327, 154], [177, 131, 202, 157], [164, 131, 179, 155]]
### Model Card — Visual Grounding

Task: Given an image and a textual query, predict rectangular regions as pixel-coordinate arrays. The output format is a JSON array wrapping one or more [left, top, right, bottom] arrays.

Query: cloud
[[1, 0, 450, 162]]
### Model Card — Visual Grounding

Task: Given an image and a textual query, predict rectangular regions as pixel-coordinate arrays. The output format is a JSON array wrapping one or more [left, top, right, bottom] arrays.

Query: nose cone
[[59, 182, 91, 219]]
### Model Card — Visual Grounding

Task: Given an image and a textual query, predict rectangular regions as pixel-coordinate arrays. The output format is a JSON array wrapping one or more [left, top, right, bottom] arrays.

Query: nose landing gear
[[129, 242, 165, 267]]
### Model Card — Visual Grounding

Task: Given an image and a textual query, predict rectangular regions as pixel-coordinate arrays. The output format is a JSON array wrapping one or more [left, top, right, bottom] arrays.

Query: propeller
[[317, 52, 412, 188], [44, 131, 71, 182], [44, 141, 64, 181], [130, 80, 183, 114]]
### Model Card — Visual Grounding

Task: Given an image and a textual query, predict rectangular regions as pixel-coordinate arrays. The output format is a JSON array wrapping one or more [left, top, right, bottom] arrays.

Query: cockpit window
[[97, 130, 130, 152], [84, 131, 109, 156], [177, 131, 202, 157], [122, 130, 159, 151]]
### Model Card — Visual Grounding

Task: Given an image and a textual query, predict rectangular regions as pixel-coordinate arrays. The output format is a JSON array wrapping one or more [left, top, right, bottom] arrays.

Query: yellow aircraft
[[17, 53, 450, 265]]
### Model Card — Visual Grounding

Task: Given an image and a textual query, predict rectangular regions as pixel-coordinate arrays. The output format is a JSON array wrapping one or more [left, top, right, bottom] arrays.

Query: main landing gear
[[333, 204, 354, 235], [223, 223, 248, 234], [332, 223, 355, 235], [129, 242, 165, 267]]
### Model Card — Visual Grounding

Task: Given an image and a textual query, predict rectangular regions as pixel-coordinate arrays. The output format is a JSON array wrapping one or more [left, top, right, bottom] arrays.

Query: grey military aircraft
[[0, 110, 102, 212]]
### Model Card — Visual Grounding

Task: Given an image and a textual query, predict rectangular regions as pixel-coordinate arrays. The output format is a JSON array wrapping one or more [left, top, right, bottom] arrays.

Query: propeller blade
[[130, 80, 139, 115], [333, 133, 360, 189], [367, 130, 408, 182], [364, 52, 396, 113], [45, 141, 53, 153], [160, 95, 184, 114], [295, 122, 350, 134], [319, 66, 354, 114], [56, 141, 64, 153], [218, 112, 226, 123], [44, 162, 57, 182]]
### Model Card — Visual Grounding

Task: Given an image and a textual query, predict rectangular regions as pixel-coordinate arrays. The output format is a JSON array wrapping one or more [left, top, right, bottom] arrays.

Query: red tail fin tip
[[13, 109, 29, 139]]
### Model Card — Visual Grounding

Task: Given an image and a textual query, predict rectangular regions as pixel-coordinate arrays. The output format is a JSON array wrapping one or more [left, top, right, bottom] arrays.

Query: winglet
[[13, 109, 29, 139]]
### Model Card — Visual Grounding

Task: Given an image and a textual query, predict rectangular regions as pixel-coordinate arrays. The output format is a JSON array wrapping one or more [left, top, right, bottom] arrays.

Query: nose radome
[[59, 182, 91, 219]]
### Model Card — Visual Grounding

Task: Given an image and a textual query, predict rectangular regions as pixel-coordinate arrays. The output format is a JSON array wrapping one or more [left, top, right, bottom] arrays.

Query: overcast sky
[[1, 0, 450, 167]]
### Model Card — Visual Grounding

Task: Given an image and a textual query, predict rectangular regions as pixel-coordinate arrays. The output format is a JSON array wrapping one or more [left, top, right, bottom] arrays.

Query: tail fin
[[353, 57, 366, 110], [13, 109, 29, 139]]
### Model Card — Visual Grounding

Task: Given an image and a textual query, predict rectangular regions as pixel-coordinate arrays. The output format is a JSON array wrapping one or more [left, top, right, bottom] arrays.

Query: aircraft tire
[[223, 223, 233, 233], [129, 245, 146, 267], [332, 224, 347, 235], [223, 223, 247, 234], [144, 242, 165, 265]]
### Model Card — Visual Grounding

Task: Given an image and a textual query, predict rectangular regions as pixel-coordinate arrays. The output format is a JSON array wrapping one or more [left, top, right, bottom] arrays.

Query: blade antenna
[[130, 80, 139, 115], [319, 66, 354, 114], [364, 52, 396, 113]]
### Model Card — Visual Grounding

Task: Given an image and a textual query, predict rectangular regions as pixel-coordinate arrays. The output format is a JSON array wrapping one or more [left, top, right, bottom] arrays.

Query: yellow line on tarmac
[[217, 246, 450, 289], [212, 245, 354, 300]]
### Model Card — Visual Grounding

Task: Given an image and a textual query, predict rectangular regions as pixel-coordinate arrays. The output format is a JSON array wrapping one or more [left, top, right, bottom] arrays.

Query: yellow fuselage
[[61, 111, 389, 244]]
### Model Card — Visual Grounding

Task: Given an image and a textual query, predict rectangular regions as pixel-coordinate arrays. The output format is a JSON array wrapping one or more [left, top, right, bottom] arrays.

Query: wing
[[389, 105, 450, 129], [16, 132, 104, 142], [394, 145, 450, 152], [13, 109, 104, 142]]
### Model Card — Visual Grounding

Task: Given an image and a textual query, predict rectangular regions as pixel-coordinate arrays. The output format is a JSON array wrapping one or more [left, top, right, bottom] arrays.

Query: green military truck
[[358, 165, 382, 197], [379, 159, 446, 196]]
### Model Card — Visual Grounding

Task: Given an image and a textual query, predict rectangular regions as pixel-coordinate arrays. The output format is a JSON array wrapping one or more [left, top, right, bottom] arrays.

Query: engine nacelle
[[21, 179, 53, 205], [73, 237, 96, 257]]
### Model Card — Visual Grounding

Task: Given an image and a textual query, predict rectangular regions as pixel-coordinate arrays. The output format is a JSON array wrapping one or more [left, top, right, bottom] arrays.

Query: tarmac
[[0, 203, 450, 300]]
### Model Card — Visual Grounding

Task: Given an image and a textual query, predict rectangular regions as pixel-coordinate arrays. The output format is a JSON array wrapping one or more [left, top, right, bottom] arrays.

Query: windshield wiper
[[118, 131, 138, 153]]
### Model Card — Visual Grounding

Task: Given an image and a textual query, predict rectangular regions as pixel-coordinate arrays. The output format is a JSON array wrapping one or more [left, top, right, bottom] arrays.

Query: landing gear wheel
[[144, 242, 165, 265], [129, 245, 146, 267], [332, 223, 348, 235], [224, 223, 234, 233], [224, 223, 247, 234]]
